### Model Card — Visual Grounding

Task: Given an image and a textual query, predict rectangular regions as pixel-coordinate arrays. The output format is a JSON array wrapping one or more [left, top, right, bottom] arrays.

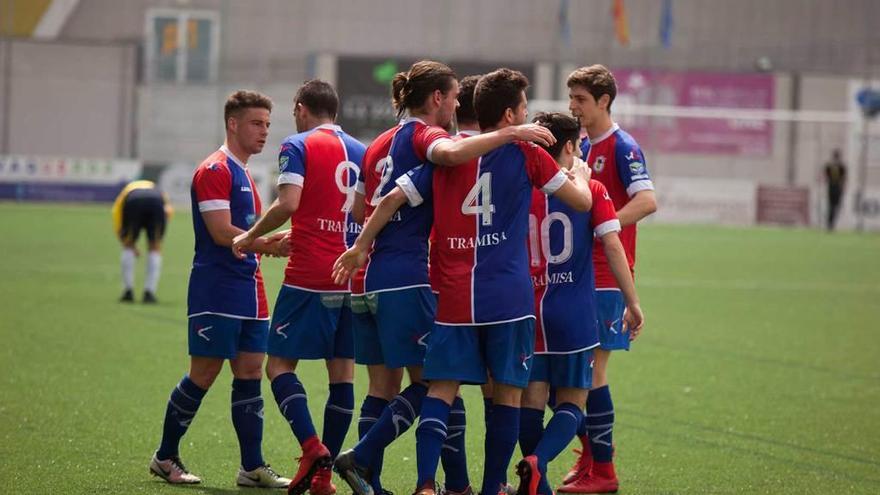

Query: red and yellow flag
[[612, 0, 630, 46]]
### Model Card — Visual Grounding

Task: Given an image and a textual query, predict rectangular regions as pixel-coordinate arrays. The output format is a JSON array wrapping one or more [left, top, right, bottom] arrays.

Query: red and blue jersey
[[530, 179, 620, 354], [188, 145, 268, 320], [351, 118, 451, 295], [277, 124, 366, 291], [583, 123, 653, 288], [428, 130, 479, 291], [399, 141, 567, 325]]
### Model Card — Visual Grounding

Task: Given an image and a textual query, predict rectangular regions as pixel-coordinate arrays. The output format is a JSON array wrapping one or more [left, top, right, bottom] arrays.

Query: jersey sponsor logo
[[446, 231, 508, 249], [240, 186, 252, 192], [196, 325, 213, 341], [532, 270, 575, 287], [593, 155, 606, 172], [275, 322, 291, 339], [317, 218, 363, 233]]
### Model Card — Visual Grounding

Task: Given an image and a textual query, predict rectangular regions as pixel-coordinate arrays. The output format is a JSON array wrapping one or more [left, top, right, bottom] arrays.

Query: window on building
[[145, 9, 219, 83]]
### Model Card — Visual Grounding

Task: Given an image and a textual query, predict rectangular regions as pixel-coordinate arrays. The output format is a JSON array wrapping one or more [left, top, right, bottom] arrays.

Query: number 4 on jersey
[[461, 171, 496, 226]]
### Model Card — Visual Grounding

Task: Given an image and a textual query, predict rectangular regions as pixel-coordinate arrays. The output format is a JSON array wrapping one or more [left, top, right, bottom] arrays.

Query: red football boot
[[558, 461, 617, 494], [288, 437, 332, 495]]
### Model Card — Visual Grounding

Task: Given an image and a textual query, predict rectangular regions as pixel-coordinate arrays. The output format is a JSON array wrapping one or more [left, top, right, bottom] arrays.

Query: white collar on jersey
[[589, 122, 620, 145], [399, 116, 427, 126], [457, 129, 480, 137], [219, 145, 249, 170], [314, 123, 342, 132]]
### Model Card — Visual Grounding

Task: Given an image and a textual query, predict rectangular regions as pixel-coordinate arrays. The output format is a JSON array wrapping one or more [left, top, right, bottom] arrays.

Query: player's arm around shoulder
[[429, 124, 556, 166]]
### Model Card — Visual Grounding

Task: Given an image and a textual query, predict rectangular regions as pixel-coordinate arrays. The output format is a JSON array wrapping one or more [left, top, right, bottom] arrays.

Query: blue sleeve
[[277, 136, 307, 187], [395, 163, 434, 207], [614, 136, 653, 197]]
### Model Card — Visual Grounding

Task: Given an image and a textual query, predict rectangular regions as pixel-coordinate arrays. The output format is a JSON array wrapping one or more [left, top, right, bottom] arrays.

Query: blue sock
[[416, 397, 451, 489], [481, 404, 520, 495], [358, 395, 389, 493], [231, 378, 265, 471], [518, 407, 545, 457], [483, 397, 493, 428], [534, 403, 583, 494], [586, 385, 614, 462], [157, 375, 207, 460], [440, 397, 469, 492], [354, 382, 427, 469], [271, 372, 316, 444], [324, 382, 354, 459]]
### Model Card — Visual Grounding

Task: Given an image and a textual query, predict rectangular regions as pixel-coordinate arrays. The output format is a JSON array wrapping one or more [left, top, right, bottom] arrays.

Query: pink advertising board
[[612, 70, 775, 156]]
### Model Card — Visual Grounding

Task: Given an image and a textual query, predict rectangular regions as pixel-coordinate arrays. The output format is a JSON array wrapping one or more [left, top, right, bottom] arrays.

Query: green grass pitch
[[1, 202, 878, 494]]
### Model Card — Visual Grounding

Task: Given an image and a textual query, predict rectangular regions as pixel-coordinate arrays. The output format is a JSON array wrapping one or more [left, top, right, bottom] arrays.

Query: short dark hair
[[567, 64, 617, 113], [224, 90, 273, 128], [294, 79, 338, 119], [474, 68, 529, 130], [391, 60, 457, 119], [532, 112, 580, 161], [456, 75, 481, 125]]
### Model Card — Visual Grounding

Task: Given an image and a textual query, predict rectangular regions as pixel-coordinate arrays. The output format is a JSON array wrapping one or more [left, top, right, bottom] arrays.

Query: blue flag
[[559, 0, 571, 47], [660, 0, 673, 48]]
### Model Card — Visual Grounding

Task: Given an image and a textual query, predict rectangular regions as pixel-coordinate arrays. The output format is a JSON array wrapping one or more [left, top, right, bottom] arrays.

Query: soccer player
[[514, 112, 644, 495], [334, 68, 592, 495], [232, 80, 366, 495], [111, 179, 172, 303], [560, 64, 657, 494], [149, 90, 291, 488], [331, 61, 556, 495]]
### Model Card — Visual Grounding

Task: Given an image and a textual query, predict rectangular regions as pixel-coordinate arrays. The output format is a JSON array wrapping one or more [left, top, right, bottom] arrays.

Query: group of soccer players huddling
[[148, 60, 657, 495]]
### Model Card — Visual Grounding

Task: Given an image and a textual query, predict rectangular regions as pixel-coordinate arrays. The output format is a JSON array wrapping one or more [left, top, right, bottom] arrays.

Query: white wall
[[0, 39, 136, 157]]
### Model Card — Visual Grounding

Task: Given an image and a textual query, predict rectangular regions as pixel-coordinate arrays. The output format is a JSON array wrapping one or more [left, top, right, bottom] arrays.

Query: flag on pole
[[612, 0, 630, 46], [660, 0, 673, 48], [559, 0, 572, 47]]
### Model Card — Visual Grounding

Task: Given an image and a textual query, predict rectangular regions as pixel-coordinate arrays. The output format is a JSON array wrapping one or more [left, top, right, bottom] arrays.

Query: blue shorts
[[188, 314, 268, 359], [267, 286, 354, 360], [596, 289, 630, 351], [529, 350, 594, 389], [423, 318, 535, 388], [351, 287, 435, 369]]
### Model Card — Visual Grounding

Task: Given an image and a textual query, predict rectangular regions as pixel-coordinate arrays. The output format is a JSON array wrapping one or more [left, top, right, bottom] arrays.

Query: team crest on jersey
[[593, 155, 606, 172]]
